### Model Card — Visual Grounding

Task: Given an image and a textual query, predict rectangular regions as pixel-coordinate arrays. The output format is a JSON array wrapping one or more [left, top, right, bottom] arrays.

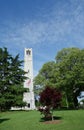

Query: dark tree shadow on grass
[[0, 118, 10, 124], [40, 116, 62, 122]]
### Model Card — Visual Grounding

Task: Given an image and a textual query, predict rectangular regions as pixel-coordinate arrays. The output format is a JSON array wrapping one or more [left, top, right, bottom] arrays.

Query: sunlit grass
[[0, 110, 84, 130]]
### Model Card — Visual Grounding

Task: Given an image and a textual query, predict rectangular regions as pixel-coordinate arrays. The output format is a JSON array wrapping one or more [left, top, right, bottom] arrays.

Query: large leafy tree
[[34, 61, 56, 87], [34, 47, 84, 108], [34, 61, 57, 106], [0, 47, 27, 111], [55, 48, 84, 108]]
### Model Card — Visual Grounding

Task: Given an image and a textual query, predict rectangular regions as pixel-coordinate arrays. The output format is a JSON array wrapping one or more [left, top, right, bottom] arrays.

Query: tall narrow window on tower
[[26, 50, 31, 55]]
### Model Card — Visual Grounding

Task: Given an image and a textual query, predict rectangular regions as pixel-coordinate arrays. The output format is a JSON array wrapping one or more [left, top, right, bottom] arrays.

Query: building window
[[26, 50, 31, 55], [28, 69, 29, 73], [28, 103, 30, 108]]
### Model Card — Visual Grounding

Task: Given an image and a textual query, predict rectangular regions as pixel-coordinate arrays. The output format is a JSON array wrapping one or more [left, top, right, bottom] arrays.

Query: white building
[[77, 91, 84, 103], [23, 48, 35, 110]]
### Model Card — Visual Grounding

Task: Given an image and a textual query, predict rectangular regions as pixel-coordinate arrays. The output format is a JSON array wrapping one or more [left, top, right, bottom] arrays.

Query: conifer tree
[[0, 47, 27, 111]]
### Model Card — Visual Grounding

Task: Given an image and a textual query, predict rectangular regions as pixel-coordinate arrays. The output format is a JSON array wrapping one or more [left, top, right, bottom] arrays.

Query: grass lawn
[[0, 110, 84, 130]]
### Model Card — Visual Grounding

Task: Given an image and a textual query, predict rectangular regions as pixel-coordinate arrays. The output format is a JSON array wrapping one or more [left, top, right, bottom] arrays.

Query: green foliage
[[34, 61, 57, 91], [56, 48, 84, 108], [34, 47, 84, 109], [0, 47, 27, 111]]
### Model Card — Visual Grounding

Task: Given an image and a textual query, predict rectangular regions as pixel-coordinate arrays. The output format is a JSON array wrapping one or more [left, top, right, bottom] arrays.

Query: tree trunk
[[51, 108, 54, 121], [65, 94, 69, 108]]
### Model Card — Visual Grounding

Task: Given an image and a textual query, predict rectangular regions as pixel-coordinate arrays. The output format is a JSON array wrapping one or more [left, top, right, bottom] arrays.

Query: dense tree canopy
[[34, 47, 84, 108], [56, 48, 84, 107], [34, 61, 56, 87], [0, 47, 27, 111], [40, 86, 62, 108]]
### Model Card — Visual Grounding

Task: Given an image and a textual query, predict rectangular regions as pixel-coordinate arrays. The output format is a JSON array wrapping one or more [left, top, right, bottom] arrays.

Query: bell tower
[[23, 48, 35, 110]]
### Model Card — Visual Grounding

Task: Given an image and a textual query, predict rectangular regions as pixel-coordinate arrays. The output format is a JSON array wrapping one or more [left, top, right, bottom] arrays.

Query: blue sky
[[0, 0, 84, 76]]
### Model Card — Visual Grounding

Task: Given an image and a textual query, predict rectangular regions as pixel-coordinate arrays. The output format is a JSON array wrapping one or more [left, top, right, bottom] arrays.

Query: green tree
[[34, 61, 56, 87], [0, 47, 27, 111], [34, 47, 84, 109], [55, 48, 84, 108]]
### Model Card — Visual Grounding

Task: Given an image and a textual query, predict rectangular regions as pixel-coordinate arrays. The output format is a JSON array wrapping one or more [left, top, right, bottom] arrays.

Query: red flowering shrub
[[38, 86, 62, 120]]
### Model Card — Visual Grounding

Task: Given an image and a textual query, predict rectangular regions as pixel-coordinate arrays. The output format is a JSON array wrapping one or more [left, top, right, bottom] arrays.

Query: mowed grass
[[0, 110, 84, 130]]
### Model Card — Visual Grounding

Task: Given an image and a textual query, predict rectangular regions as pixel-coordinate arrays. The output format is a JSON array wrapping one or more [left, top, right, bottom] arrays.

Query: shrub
[[38, 86, 62, 120]]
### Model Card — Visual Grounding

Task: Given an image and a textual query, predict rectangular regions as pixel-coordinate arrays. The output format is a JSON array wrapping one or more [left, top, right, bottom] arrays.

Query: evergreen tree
[[0, 47, 27, 111]]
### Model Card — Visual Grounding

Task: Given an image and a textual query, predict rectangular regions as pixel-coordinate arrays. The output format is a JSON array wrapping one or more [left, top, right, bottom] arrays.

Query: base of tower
[[11, 106, 36, 111]]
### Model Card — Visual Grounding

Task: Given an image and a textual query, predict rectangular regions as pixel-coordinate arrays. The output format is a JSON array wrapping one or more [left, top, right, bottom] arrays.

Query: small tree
[[38, 86, 62, 120]]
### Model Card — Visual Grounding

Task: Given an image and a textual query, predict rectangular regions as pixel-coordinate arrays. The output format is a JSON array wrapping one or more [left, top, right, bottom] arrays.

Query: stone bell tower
[[23, 48, 35, 110]]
